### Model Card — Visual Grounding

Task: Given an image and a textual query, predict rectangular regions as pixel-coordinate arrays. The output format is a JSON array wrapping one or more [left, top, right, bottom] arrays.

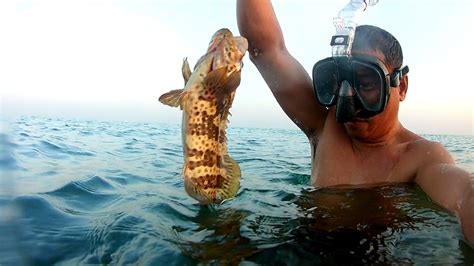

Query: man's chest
[[310, 140, 416, 187]]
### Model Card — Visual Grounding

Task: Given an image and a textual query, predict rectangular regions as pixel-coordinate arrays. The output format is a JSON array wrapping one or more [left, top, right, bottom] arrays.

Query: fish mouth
[[209, 56, 215, 71], [207, 42, 219, 54], [205, 28, 248, 73], [207, 28, 233, 53]]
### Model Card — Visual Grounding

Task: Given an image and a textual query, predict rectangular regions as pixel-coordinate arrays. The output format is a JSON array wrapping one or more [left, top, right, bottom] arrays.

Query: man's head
[[312, 25, 409, 141], [352, 25, 403, 73], [347, 25, 409, 141]]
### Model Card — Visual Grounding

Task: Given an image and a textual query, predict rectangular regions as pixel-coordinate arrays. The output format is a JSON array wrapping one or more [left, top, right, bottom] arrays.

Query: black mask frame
[[312, 54, 409, 118]]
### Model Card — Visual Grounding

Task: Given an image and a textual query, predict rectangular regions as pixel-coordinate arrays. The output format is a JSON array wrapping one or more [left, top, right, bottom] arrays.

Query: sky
[[0, 0, 473, 135]]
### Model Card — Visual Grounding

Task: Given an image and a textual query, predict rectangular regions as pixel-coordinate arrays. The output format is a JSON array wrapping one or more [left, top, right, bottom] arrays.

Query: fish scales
[[159, 28, 248, 204]]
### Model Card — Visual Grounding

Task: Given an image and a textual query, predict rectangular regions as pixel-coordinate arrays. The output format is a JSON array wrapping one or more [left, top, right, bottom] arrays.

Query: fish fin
[[203, 66, 228, 90], [203, 67, 241, 95], [217, 71, 241, 115], [220, 155, 241, 199], [203, 68, 241, 114], [158, 89, 185, 108], [218, 70, 241, 97], [218, 127, 228, 144], [182, 57, 192, 84]]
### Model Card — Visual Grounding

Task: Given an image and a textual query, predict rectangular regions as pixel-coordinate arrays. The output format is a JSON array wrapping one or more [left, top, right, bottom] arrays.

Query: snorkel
[[313, 1, 409, 123], [331, 0, 379, 123], [332, 0, 379, 57]]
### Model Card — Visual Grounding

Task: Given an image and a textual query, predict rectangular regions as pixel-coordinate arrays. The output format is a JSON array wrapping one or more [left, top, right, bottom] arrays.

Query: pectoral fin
[[203, 66, 228, 90], [158, 89, 185, 108], [203, 67, 241, 114], [216, 70, 241, 97], [216, 71, 241, 114]]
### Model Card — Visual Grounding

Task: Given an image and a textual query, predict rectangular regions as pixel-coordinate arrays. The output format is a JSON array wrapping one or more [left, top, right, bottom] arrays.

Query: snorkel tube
[[332, 0, 379, 57], [331, 0, 379, 122]]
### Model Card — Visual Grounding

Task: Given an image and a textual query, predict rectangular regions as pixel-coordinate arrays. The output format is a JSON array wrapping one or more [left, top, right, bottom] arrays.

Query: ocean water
[[1, 116, 473, 265]]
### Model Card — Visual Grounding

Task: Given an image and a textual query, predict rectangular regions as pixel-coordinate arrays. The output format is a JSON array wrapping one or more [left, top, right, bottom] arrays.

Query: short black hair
[[352, 25, 403, 70]]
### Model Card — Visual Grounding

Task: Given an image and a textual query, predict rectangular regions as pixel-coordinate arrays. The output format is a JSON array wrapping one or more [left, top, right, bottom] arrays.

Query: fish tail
[[219, 155, 241, 200]]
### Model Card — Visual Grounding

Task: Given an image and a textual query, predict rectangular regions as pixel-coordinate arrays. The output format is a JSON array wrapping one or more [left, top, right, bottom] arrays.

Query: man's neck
[[349, 121, 402, 152]]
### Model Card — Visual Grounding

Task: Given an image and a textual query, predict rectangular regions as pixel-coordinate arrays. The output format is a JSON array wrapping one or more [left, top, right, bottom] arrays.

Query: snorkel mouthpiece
[[335, 81, 356, 123], [332, 0, 379, 57]]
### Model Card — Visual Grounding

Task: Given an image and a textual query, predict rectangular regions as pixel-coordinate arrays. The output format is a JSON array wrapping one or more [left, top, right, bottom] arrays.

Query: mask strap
[[390, 65, 409, 87]]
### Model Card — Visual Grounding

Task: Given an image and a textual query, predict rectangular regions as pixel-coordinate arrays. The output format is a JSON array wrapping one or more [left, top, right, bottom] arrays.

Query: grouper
[[159, 28, 248, 204]]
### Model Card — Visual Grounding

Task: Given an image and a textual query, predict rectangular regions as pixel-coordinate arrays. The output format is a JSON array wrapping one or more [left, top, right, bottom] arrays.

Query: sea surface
[[1, 116, 473, 265]]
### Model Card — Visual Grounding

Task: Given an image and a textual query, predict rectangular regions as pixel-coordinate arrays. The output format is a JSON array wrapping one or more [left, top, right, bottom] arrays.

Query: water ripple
[[106, 172, 156, 186], [38, 140, 95, 158], [0, 134, 22, 171], [7, 195, 90, 264], [1, 116, 472, 264], [45, 175, 122, 212]]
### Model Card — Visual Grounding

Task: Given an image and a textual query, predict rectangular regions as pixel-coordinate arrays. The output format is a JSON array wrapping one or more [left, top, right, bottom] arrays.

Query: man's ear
[[399, 75, 408, 101]]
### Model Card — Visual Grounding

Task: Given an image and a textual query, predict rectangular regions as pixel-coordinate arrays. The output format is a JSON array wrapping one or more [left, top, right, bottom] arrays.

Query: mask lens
[[353, 62, 384, 112], [313, 60, 339, 106]]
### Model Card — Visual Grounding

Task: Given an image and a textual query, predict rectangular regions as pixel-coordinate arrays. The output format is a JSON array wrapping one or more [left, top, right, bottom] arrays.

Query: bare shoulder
[[403, 133, 467, 190], [405, 134, 455, 166], [389, 130, 456, 183], [403, 135, 474, 244], [407, 134, 472, 216]]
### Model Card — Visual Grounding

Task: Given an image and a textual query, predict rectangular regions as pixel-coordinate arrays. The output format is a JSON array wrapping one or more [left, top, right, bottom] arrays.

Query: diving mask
[[312, 54, 409, 122]]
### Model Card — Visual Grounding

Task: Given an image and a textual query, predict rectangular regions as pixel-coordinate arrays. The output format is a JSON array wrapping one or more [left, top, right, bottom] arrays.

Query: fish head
[[206, 28, 248, 72]]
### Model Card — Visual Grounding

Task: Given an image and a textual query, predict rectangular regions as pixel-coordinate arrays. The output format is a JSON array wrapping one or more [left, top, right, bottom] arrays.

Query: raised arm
[[415, 143, 474, 246], [236, 0, 328, 137]]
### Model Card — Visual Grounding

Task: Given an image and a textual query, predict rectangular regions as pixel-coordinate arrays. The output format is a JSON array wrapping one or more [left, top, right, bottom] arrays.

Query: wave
[[45, 175, 122, 213], [39, 140, 95, 157]]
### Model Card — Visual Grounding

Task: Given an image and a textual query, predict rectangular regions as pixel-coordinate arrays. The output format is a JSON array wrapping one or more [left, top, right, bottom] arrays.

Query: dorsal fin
[[182, 58, 192, 84]]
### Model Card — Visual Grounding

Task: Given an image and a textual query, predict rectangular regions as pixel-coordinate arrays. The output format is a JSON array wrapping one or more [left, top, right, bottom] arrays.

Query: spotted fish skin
[[159, 28, 248, 204]]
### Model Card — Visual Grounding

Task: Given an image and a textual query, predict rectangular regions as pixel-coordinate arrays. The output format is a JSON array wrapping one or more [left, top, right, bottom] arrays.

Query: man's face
[[341, 49, 405, 142]]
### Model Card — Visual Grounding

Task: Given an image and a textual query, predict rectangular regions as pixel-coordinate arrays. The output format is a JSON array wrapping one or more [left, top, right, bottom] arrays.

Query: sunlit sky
[[0, 0, 473, 135]]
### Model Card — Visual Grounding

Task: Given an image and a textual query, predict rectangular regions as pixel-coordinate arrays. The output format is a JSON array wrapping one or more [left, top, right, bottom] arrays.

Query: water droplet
[[253, 48, 259, 57], [441, 165, 447, 174]]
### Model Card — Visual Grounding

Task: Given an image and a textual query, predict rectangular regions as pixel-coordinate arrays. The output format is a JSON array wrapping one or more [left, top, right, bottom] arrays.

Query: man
[[237, 0, 473, 245]]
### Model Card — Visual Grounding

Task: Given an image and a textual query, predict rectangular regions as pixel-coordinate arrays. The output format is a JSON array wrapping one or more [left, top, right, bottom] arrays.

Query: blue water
[[1, 116, 473, 265]]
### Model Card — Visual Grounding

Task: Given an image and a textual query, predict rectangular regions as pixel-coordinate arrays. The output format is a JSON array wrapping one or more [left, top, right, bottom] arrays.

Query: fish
[[158, 28, 248, 204]]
